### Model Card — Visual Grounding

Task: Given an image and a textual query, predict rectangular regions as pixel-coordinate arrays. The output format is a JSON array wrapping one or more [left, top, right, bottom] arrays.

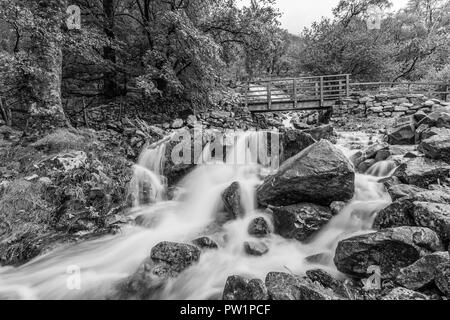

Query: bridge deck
[[243, 74, 350, 112]]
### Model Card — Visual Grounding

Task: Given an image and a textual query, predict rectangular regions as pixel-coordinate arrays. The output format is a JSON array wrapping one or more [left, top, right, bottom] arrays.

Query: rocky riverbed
[[1, 103, 450, 300]]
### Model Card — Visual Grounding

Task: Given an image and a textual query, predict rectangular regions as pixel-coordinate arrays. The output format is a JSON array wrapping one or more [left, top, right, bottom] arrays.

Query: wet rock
[[436, 113, 450, 128], [385, 183, 450, 203], [192, 237, 218, 250], [248, 217, 271, 238], [330, 201, 346, 215], [265, 272, 338, 300], [222, 276, 269, 300], [303, 124, 335, 141], [257, 140, 355, 207], [435, 263, 450, 297], [306, 269, 349, 298], [418, 129, 450, 164], [357, 159, 376, 173], [384, 183, 423, 201], [244, 241, 269, 256], [393, 157, 450, 188], [413, 202, 450, 242], [373, 199, 415, 230], [280, 129, 315, 162], [305, 252, 333, 265], [334, 227, 444, 279], [222, 182, 244, 220], [375, 149, 391, 162], [395, 252, 449, 290], [150, 241, 201, 273], [387, 123, 415, 145], [382, 287, 429, 300], [272, 203, 333, 242]]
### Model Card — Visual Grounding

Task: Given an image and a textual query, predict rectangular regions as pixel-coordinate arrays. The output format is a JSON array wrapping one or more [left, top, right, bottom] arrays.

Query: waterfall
[[0, 130, 391, 300]]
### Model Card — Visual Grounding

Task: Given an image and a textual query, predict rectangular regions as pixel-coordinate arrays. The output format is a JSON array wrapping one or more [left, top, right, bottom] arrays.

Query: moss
[[31, 128, 95, 153]]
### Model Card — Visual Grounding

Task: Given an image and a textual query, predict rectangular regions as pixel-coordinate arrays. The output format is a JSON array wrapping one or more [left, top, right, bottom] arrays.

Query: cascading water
[[0, 130, 392, 300]]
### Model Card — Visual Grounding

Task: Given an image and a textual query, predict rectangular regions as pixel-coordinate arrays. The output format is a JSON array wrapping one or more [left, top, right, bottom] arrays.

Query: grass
[[31, 128, 95, 153]]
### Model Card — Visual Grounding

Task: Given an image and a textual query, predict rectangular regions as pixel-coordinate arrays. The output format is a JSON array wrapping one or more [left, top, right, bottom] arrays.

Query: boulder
[[334, 227, 444, 279], [265, 272, 338, 300], [244, 241, 269, 256], [435, 263, 450, 297], [393, 157, 450, 188], [436, 113, 450, 128], [395, 252, 450, 290], [306, 269, 349, 299], [222, 276, 269, 300], [373, 199, 415, 230], [330, 201, 346, 215], [150, 241, 201, 273], [382, 287, 429, 300], [418, 129, 450, 164], [387, 123, 415, 145], [257, 140, 355, 207], [192, 237, 218, 250], [248, 217, 271, 238], [222, 182, 244, 220], [116, 242, 201, 299], [302, 124, 335, 141], [272, 203, 333, 242], [280, 129, 316, 162], [413, 202, 450, 242], [384, 183, 424, 201]]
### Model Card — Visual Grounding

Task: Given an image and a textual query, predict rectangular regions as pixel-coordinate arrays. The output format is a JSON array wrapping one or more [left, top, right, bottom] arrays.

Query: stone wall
[[332, 93, 450, 119]]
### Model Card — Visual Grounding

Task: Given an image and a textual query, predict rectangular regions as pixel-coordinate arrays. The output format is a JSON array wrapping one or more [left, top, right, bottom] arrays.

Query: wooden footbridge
[[243, 74, 350, 112]]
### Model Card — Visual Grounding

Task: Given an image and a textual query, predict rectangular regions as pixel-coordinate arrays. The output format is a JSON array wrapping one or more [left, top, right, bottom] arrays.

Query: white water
[[0, 130, 391, 300]]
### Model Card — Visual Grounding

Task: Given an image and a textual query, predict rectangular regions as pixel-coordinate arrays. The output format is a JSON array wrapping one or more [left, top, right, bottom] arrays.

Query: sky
[[238, 0, 411, 34]]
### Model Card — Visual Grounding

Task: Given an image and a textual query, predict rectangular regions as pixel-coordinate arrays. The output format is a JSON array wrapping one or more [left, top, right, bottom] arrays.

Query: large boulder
[[387, 123, 415, 145], [306, 269, 350, 299], [393, 157, 450, 188], [418, 129, 450, 164], [413, 202, 450, 242], [435, 263, 450, 297], [116, 242, 201, 299], [302, 124, 335, 141], [272, 203, 333, 242], [222, 276, 269, 300], [373, 199, 416, 230], [334, 227, 444, 279], [257, 140, 355, 207], [221, 182, 244, 221], [280, 129, 316, 163], [265, 272, 339, 300], [395, 252, 449, 290]]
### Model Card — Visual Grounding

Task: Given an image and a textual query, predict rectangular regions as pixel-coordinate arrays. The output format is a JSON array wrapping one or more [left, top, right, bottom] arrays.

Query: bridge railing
[[244, 74, 350, 109]]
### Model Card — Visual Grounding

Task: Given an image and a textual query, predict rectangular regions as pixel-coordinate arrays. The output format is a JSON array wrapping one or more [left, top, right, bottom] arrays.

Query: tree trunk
[[25, 0, 69, 138], [103, 0, 117, 98]]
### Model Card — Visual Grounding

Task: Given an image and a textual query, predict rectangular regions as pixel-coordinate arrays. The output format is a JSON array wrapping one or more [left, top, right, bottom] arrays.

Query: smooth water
[[0, 131, 392, 300]]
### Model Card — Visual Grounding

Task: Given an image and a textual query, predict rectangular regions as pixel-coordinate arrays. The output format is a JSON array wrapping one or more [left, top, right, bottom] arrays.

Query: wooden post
[[293, 79, 297, 109], [346, 74, 350, 97], [267, 80, 272, 110], [320, 76, 324, 106]]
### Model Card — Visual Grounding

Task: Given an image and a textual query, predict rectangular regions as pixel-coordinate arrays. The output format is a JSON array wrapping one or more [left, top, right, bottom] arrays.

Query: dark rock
[[435, 263, 450, 297], [248, 217, 271, 238], [418, 129, 450, 164], [393, 157, 450, 188], [265, 272, 338, 300], [306, 269, 349, 298], [280, 129, 316, 163], [222, 275, 269, 300], [436, 113, 450, 128], [244, 241, 269, 256], [192, 237, 218, 250], [375, 149, 391, 162], [257, 140, 355, 207], [272, 203, 333, 242], [413, 202, 450, 242], [305, 252, 333, 265], [384, 183, 423, 201], [303, 124, 335, 141], [395, 252, 449, 290], [382, 287, 429, 300], [222, 182, 244, 220], [387, 123, 415, 145], [150, 241, 201, 273], [334, 227, 444, 279], [373, 199, 415, 230], [330, 201, 346, 215], [357, 159, 376, 173]]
